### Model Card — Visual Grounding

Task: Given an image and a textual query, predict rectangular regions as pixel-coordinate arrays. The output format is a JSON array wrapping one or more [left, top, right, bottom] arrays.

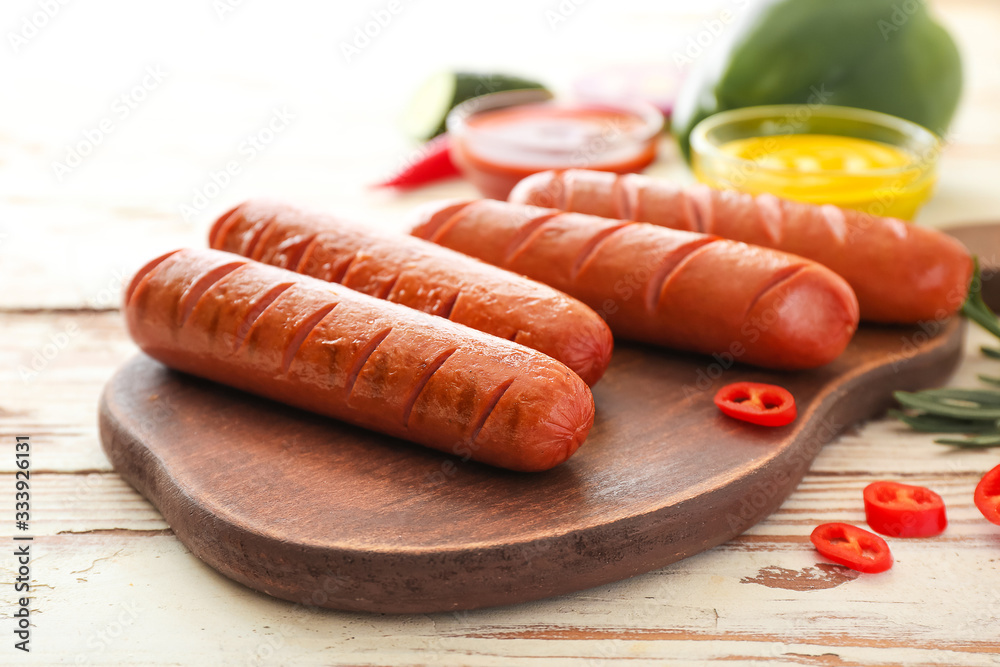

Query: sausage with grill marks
[[509, 169, 973, 324], [124, 248, 595, 472], [409, 199, 860, 370], [209, 199, 613, 386]]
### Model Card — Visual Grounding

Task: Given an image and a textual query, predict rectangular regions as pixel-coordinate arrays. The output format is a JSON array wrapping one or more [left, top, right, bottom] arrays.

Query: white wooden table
[[2, 0, 1000, 664]]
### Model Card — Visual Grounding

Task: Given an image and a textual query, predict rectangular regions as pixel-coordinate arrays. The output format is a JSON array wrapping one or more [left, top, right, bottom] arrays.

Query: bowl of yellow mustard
[[689, 105, 941, 220]]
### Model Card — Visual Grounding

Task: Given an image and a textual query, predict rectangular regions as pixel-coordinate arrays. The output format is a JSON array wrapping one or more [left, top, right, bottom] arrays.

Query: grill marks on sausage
[[882, 214, 910, 241], [646, 239, 717, 312], [250, 221, 282, 261], [280, 232, 320, 271], [818, 204, 849, 246], [684, 192, 706, 234], [436, 290, 460, 320], [401, 348, 458, 428], [504, 212, 561, 264], [571, 223, 632, 278], [468, 378, 515, 446], [374, 273, 401, 300], [345, 327, 393, 396], [328, 252, 359, 284], [232, 282, 294, 352], [754, 194, 785, 245], [547, 170, 569, 209], [293, 233, 323, 273], [744, 264, 806, 318], [178, 262, 246, 326], [242, 216, 279, 259], [611, 174, 632, 220], [208, 204, 244, 248], [281, 303, 338, 374], [427, 204, 476, 243], [688, 188, 713, 235], [125, 249, 182, 306]]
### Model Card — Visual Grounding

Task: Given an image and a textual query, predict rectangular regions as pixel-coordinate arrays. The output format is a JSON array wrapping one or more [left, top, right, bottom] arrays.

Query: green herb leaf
[[962, 257, 1000, 340], [981, 346, 1000, 359], [917, 388, 1000, 405], [888, 409, 1000, 434], [893, 390, 1000, 419], [935, 434, 1000, 448]]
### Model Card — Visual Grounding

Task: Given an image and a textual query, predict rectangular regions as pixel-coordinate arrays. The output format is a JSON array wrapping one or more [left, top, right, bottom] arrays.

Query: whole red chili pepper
[[373, 134, 461, 190]]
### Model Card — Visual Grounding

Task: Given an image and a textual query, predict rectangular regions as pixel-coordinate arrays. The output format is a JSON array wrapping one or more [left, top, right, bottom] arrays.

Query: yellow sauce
[[695, 134, 936, 220]]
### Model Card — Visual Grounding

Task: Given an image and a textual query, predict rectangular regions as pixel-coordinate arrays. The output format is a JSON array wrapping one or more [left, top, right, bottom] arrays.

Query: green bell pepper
[[672, 0, 963, 161]]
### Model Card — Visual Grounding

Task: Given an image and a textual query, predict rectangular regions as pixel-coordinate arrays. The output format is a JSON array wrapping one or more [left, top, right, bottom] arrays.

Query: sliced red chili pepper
[[863, 481, 947, 538], [974, 463, 1000, 525], [372, 134, 461, 190], [810, 522, 893, 574], [713, 382, 796, 427]]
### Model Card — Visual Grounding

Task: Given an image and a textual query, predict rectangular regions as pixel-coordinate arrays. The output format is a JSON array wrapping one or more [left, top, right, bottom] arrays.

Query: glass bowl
[[690, 105, 941, 220], [447, 90, 664, 200]]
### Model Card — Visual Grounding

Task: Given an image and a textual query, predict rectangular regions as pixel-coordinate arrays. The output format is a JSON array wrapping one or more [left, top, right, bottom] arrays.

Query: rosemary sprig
[[935, 434, 1000, 448], [891, 260, 1000, 447], [887, 409, 1000, 434], [893, 390, 1000, 419], [961, 257, 1000, 339]]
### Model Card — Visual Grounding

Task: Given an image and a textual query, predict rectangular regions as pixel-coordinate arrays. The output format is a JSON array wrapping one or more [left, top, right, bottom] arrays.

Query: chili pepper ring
[[714, 382, 797, 427]]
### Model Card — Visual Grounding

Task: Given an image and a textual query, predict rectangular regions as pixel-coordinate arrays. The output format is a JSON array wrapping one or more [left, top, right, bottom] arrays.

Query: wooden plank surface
[[6, 287, 1000, 666], [95, 318, 965, 614], [2, 0, 1000, 663]]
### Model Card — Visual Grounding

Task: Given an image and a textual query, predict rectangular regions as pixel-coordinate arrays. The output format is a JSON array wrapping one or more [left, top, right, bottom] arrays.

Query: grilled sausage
[[509, 169, 973, 324], [210, 199, 613, 385], [410, 199, 860, 370], [124, 248, 595, 472]]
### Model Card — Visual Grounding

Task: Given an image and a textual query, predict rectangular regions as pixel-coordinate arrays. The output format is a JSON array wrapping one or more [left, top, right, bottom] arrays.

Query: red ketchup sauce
[[449, 100, 663, 200]]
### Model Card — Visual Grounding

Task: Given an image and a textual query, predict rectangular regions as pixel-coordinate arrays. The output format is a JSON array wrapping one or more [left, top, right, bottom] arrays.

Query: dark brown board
[[947, 223, 1000, 312], [99, 318, 964, 614]]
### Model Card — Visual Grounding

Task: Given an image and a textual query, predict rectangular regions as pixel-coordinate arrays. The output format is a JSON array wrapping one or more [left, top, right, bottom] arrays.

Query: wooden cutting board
[[99, 319, 964, 614], [946, 223, 1000, 312]]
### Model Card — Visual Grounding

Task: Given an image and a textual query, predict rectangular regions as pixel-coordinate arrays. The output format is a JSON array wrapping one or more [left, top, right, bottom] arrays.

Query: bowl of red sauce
[[447, 90, 664, 200]]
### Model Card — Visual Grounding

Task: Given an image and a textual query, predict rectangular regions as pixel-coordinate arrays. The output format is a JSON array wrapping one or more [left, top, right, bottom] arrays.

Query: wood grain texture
[[0, 312, 134, 472], [3, 0, 1000, 662], [19, 526, 1000, 665], [98, 319, 963, 613], [948, 223, 1000, 312]]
